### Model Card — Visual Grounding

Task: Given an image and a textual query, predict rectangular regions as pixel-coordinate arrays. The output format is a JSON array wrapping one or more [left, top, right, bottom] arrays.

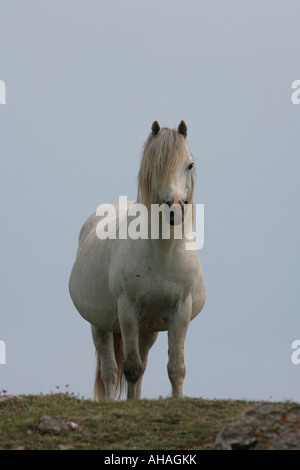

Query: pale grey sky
[[1, 0, 300, 401]]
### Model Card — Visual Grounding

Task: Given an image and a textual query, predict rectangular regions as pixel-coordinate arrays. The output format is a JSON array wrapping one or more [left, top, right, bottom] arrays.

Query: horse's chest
[[123, 263, 189, 316]]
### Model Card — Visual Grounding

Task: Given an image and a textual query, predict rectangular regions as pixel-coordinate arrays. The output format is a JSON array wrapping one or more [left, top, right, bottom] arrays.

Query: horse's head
[[138, 121, 195, 226]]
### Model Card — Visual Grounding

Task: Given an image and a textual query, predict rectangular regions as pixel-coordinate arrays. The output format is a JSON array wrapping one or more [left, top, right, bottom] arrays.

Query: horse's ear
[[178, 120, 187, 138], [151, 121, 160, 136]]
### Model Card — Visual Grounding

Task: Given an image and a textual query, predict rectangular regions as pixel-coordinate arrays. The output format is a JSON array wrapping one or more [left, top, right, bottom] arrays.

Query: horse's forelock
[[137, 127, 189, 205]]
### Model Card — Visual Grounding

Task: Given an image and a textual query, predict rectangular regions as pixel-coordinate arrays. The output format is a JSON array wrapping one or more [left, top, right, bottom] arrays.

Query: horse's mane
[[137, 125, 194, 206]]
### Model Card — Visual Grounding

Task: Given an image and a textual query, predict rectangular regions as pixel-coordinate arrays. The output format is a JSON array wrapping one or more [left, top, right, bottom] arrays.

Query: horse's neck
[[144, 203, 188, 254], [148, 236, 187, 259]]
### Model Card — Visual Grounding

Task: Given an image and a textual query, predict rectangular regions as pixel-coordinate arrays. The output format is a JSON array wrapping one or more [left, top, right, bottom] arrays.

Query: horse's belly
[[69, 236, 118, 329], [69, 284, 118, 330], [140, 315, 168, 332]]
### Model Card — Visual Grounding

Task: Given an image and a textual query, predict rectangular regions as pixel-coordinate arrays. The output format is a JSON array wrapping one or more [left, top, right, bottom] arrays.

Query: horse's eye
[[187, 163, 194, 170]]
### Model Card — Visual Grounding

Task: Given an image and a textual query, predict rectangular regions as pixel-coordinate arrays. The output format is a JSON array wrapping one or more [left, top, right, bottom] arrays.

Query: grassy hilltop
[[0, 393, 253, 450]]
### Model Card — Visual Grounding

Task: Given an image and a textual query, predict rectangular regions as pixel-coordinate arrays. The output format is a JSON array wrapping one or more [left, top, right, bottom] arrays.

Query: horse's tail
[[94, 333, 126, 401], [94, 353, 106, 401]]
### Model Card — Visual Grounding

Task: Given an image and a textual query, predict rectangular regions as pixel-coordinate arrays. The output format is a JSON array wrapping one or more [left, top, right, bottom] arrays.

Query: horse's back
[[77, 212, 99, 252]]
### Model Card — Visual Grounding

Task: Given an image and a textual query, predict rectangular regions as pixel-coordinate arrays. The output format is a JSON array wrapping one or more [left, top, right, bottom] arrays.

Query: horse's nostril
[[184, 201, 188, 205], [164, 200, 173, 208]]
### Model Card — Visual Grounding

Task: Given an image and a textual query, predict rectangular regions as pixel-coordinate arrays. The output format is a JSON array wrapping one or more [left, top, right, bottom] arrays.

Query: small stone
[[67, 421, 78, 430], [58, 444, 73, 450]]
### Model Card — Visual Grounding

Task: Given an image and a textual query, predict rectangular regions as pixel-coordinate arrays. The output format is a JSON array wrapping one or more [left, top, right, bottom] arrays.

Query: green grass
[[0, 394, 255, 450]]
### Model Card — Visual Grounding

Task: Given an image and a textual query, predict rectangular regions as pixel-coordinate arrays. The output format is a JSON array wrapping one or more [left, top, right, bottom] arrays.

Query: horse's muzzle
[[168, 203, 185, 226]]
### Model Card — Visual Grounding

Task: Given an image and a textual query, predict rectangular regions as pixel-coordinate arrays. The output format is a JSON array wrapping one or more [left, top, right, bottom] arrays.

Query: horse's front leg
[[166, 296, 192, 398], [118, 297, 142, 400], [136, 330, 159, 399]]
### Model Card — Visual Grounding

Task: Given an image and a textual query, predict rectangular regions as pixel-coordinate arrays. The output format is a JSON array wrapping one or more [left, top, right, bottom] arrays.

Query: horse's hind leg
[[136, 331, 158, 399], [91, 326, 118, 401]]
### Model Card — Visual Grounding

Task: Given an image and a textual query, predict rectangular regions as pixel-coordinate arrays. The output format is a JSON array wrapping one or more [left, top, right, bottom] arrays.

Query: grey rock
[[0, 395, 23, 403], [214, 402, 300, 450], [38, 415, 78, 434]]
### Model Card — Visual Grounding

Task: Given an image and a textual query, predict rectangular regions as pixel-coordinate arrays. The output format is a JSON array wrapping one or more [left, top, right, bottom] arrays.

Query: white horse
[[69, 121, 206, 400]]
